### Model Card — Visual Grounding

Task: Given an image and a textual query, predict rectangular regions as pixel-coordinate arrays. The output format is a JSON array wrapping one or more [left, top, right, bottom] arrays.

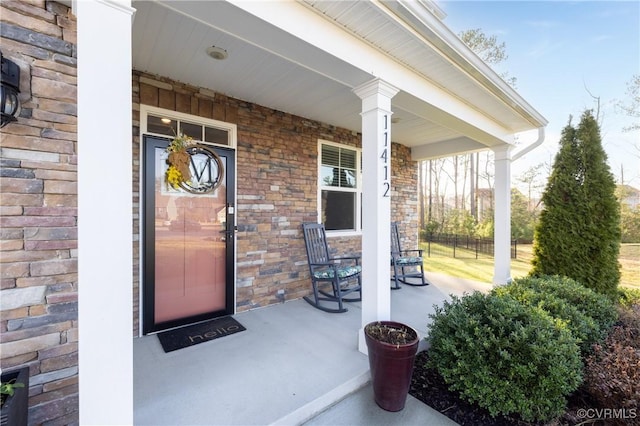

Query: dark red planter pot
[[365, 321, 419, 412]]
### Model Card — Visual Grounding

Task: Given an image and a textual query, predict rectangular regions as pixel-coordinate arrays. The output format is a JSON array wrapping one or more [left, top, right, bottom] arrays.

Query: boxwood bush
[[514, 275, 617, 334], [493, 279, 601, 353], [427, 291, 582, 422]]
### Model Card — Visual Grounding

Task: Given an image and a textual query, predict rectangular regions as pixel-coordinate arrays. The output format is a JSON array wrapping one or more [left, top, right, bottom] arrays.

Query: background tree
[[475, 212, 494, 239], [531, 111, 621, 297], [617, 185, 640, 243], [459, 28, 517, 88], [421, 157, 450, 231], [511, 188, 537, 242], [517, 164, 545, 211], [617, 74, 640, 132], [619, 204, 640, 243], [475, 189, 536, 241], [441, 209, 476, 236]]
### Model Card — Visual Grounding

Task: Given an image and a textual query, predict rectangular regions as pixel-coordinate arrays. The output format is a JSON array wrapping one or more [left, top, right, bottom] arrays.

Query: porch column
[[76, 0, 134, 424], [492, 144, 513, 285], [353, 79, 399, 354]]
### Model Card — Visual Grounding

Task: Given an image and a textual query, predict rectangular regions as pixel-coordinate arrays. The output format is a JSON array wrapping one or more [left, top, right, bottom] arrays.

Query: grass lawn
[[620, 244, 639, 289], [420, 242, 639, 289]]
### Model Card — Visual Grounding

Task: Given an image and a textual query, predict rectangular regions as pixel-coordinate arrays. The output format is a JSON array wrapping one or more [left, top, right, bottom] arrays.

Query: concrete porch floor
[[134, 272, 490, 425]]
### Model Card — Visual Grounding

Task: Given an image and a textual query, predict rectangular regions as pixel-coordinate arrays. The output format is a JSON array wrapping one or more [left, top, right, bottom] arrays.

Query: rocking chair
[[391, 222, 429, 289], [302, 223, 362, 313]]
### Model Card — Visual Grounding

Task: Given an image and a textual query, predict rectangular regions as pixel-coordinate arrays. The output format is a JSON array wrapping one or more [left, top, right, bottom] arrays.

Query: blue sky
[[439, 1, 640, 189]]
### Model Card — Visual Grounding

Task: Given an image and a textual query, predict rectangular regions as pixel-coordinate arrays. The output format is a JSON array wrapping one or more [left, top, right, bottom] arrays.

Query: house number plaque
[[381, 114, 390, 198]]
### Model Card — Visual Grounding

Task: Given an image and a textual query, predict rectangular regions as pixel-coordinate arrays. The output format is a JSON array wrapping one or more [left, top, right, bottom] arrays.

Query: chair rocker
[[302, 223, 362, 313], [391, 222, 429, 289]]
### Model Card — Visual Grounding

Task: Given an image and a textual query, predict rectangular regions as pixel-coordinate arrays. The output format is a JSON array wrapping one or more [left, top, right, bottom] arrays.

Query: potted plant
[[364, 321, 419, 411], [1, 366, 29, 426]]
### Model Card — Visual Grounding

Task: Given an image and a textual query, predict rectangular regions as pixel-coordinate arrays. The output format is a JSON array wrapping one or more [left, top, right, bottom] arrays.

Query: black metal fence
[[421, 234, 518, 259]]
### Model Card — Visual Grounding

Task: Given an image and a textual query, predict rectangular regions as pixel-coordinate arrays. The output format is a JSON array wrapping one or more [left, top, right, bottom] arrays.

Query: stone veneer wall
[[133, 72, 418, 335], [391, 143, 420, 247], [1, 1, 79, 425]]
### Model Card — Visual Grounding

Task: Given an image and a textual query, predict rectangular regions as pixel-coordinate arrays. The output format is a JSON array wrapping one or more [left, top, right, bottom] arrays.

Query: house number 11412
[[381, 114, 390, 197]]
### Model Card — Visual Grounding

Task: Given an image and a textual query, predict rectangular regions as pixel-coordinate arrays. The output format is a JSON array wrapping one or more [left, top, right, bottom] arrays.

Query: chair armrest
[[309, 262, 336, 268]]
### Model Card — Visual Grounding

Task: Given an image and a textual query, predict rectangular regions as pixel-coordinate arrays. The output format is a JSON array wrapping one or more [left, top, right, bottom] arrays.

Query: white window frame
[[317, 139, 362, 236], [140, 105, 237, 148]]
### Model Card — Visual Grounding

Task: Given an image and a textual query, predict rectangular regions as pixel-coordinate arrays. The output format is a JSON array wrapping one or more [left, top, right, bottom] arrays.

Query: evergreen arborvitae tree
[[531, 110, 620, 297]]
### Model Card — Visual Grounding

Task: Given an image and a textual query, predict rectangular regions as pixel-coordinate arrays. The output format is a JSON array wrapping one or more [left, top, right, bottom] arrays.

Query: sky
[[439, 0, 640, 192]]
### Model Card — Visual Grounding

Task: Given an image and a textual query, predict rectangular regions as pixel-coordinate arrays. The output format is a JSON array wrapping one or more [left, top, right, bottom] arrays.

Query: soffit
[[131, 0, 545, 157], [302, 0, 546, 131]]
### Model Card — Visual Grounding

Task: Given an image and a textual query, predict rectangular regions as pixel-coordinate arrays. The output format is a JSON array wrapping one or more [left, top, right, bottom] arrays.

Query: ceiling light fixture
[[206, 46, 228, 61]]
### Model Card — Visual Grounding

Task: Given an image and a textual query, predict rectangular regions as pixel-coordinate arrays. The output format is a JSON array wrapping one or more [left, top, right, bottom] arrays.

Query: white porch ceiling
[[131, 0, 546, 159]]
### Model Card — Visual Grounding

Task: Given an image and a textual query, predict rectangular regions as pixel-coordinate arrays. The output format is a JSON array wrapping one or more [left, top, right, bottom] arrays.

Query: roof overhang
[[131, 0, 547, 160]]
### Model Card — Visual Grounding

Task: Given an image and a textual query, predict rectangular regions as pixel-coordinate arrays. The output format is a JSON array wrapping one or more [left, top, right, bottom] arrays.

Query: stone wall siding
[[391, 143, 420, 247], [133, 72, 419, 334], [0, 1, 79, 425]]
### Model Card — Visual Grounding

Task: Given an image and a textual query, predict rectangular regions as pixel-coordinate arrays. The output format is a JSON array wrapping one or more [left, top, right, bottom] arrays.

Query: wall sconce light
[[1, 53, 21, 128]]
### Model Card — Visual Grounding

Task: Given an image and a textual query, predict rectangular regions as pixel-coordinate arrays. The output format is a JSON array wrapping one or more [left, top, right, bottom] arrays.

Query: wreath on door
[[165, 134, 224, 194]]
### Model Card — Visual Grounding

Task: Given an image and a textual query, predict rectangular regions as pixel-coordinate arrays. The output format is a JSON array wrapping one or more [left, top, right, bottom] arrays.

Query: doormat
[[157, 316, 246, 353]]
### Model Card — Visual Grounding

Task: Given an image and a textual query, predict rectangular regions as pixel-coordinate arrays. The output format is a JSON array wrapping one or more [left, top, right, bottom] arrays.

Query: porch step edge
[[269, 371, 371, 426]]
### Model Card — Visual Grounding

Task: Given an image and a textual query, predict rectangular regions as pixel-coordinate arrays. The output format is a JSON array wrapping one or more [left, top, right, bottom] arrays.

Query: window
[[319, 142, 361, 232], [145, 110, 233, 147]]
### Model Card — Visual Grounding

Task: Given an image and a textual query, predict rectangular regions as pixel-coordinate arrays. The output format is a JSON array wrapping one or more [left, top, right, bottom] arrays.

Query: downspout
[[511, 127, 545, 161]]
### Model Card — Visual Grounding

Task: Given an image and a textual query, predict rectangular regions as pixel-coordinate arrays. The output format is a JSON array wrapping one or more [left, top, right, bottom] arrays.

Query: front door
[[143, 135, 235, 334]]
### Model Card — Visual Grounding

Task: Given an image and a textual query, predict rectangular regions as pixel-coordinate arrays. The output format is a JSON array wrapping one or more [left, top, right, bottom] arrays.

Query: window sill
[[325, 230, 362, 238]]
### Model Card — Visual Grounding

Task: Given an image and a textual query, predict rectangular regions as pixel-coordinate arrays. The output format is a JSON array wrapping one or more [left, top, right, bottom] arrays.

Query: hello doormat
[[157, 316, 246, 353]]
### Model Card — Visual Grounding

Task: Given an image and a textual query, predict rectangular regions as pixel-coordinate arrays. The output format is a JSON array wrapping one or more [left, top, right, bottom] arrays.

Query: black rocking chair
[[302, 223, 362, 313], [390, 222, 429, 289]]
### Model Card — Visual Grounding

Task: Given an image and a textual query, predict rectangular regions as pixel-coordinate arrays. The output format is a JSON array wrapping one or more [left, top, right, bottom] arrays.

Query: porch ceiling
[[131, 0, 546, 159]]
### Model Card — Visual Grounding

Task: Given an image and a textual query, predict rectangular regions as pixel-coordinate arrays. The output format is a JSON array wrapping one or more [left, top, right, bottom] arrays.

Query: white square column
[[353, 79, 399, 353], [492, 144, 513, 286], [76, 0, 135, 424]]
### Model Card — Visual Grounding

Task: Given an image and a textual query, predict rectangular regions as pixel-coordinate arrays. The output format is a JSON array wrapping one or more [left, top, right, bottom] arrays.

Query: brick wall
[[0, 1, 79, 425], [133, 72, 418, 332]]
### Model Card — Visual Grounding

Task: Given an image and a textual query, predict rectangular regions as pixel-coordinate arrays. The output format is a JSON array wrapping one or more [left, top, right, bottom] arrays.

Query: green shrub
[[493, 276, 613, 353], [427, 291, 582, 422], [618, 286, 640, 308], [514, 275, 617, 334]]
